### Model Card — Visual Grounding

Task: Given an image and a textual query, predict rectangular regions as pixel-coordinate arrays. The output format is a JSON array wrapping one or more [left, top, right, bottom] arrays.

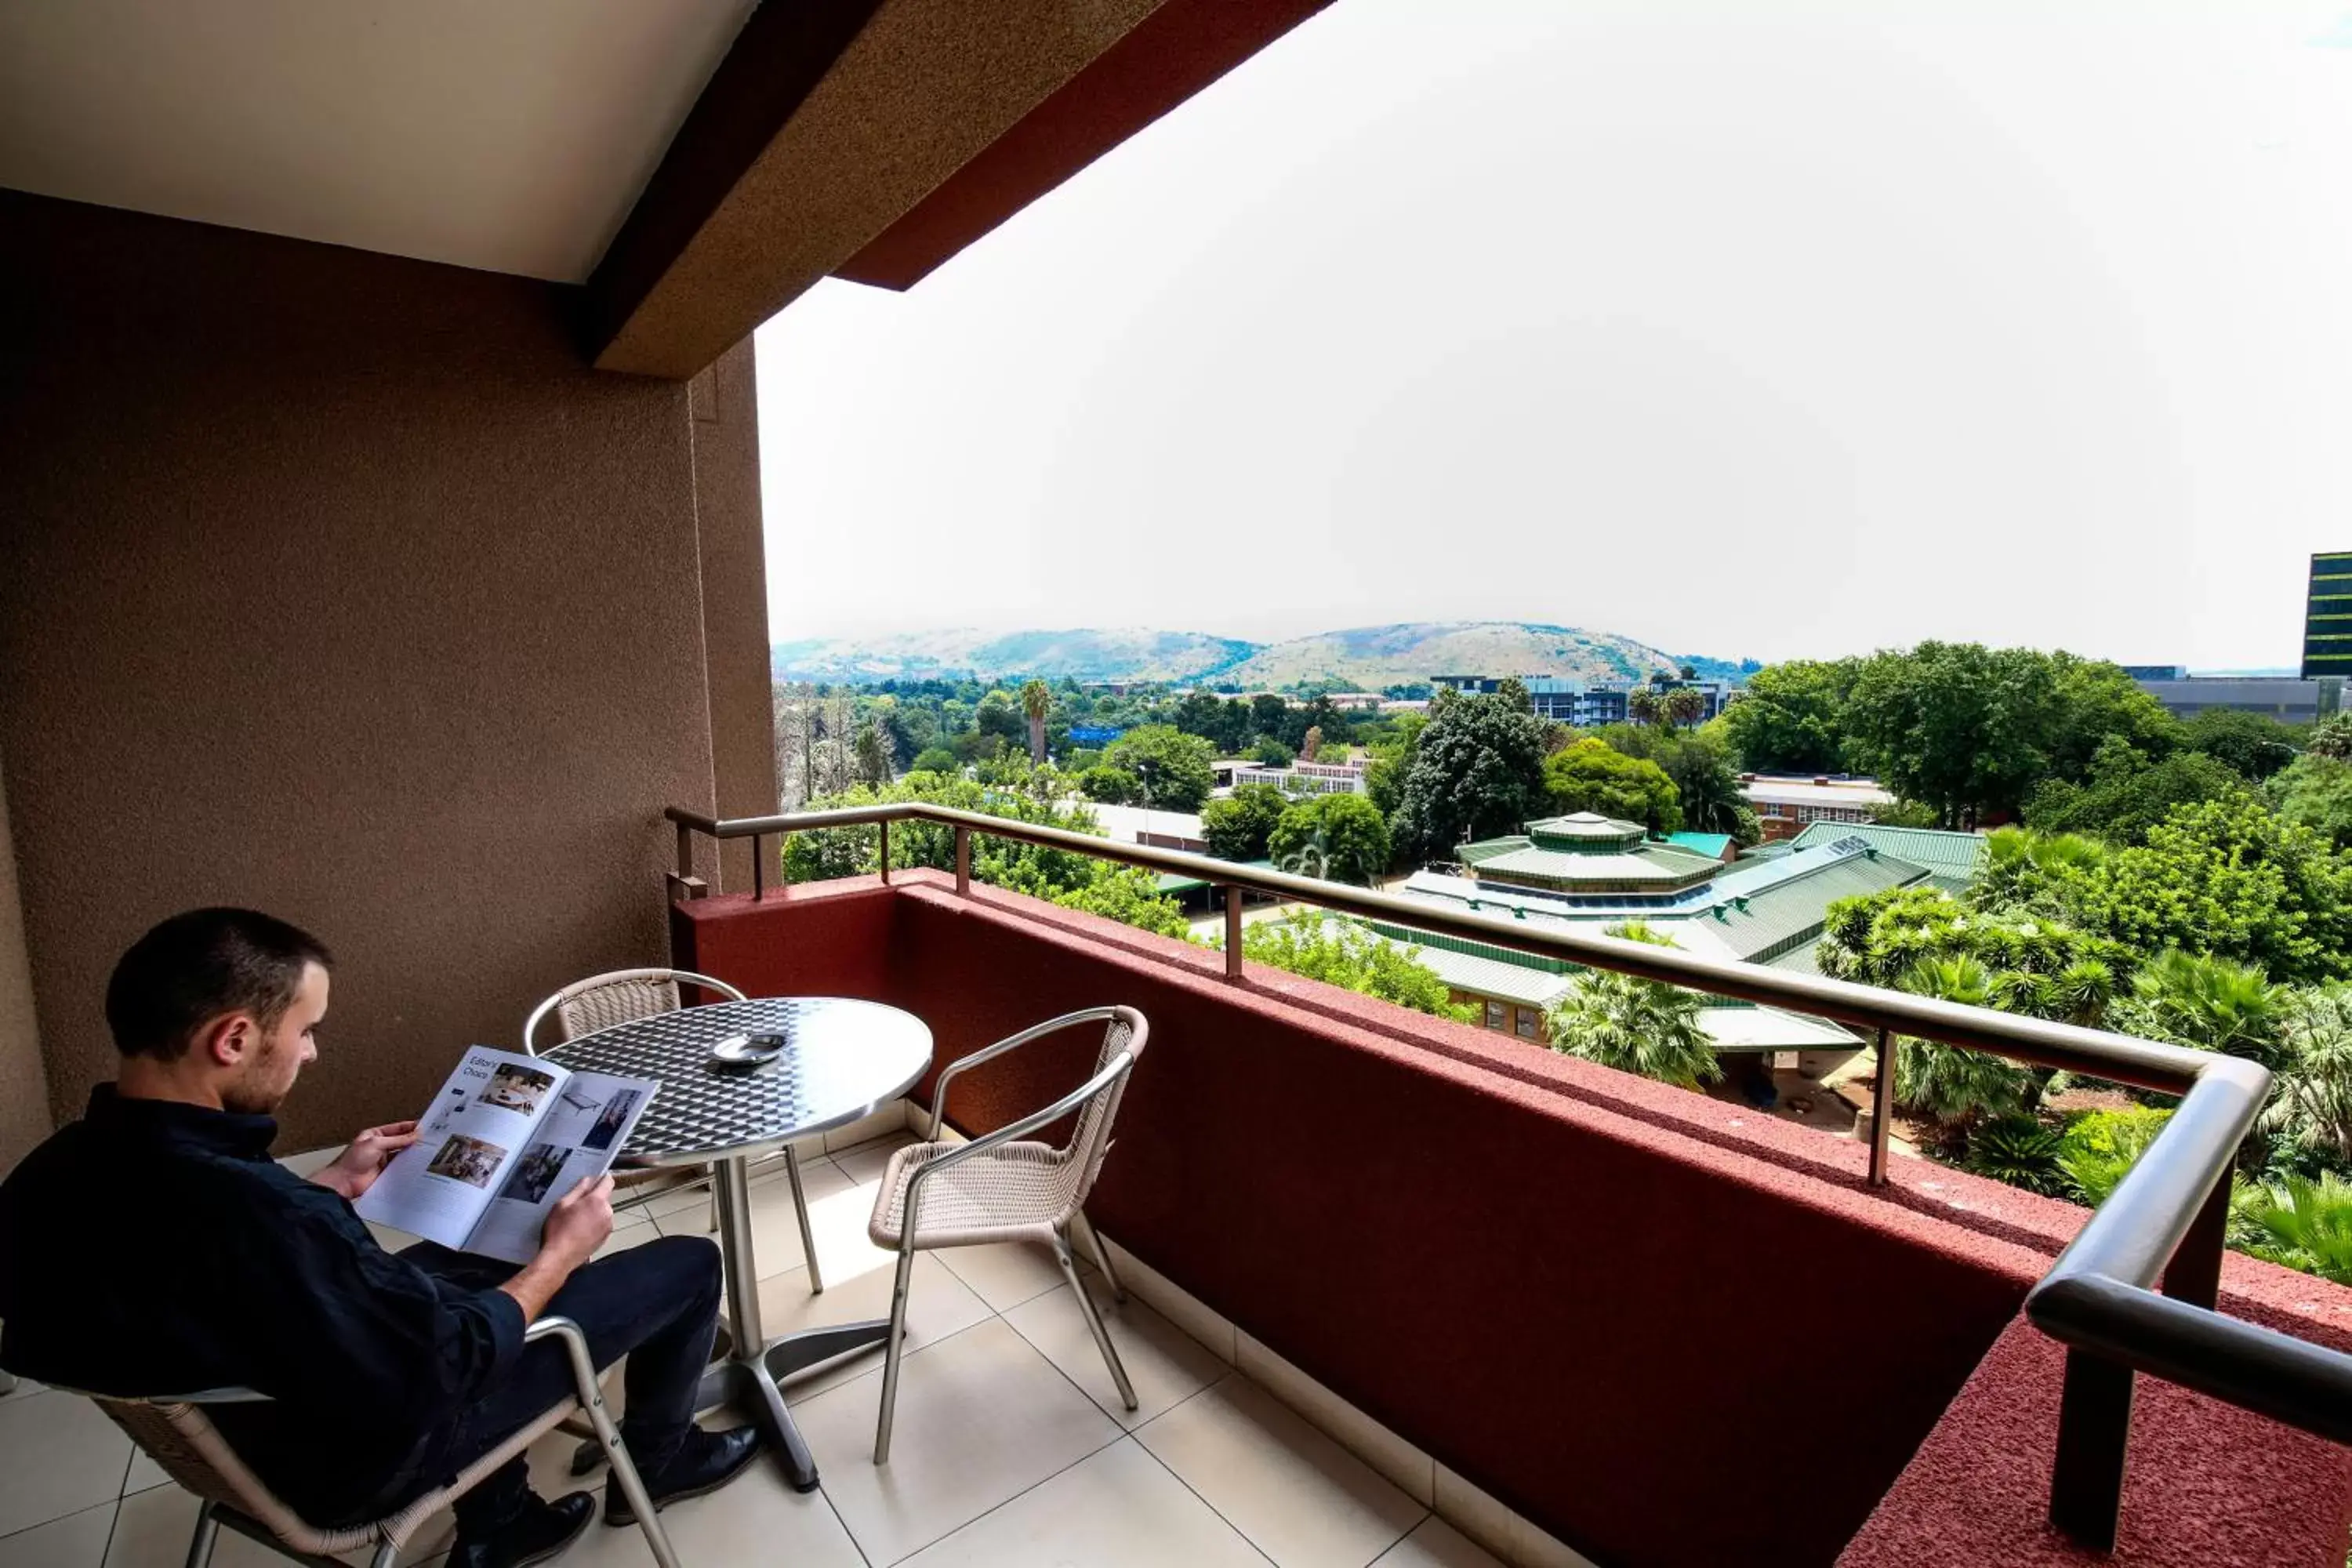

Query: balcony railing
[[666, 800, 2349, 1552]]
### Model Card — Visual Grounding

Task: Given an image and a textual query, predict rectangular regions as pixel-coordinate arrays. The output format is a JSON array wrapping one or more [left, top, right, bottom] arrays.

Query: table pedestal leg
[[688, 1154, 894, 1494]]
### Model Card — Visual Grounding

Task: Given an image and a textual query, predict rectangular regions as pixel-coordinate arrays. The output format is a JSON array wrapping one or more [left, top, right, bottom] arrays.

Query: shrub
[[1080, 765, 1140, 805], [1232, 915, 1471, 1020], [2237, 1172, 2352, 1285], [1201, 784, 1288, 862], [909, 746, 960, 775], [1963, 1116, 2071, 1197], [2056, 1107, 2172, 1206], [1544, 923, 1719, 1091], [1267, 793, 1392, 884]]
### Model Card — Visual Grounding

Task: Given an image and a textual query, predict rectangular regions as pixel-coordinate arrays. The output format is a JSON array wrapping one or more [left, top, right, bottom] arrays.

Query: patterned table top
[[542, 996, 933, 1166]]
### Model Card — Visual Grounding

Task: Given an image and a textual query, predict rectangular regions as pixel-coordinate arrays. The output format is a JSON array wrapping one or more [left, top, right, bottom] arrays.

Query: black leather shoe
[[604, 1425, 761, 1525], [450, 1490, 593, 1568]]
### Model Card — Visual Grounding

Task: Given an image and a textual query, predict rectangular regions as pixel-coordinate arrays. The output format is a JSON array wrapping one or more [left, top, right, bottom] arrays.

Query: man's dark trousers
[[385, 1232, 724, 1535]]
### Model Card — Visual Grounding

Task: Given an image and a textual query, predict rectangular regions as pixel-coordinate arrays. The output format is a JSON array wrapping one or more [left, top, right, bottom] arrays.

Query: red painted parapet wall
[[674, 871, 2352, 1567]]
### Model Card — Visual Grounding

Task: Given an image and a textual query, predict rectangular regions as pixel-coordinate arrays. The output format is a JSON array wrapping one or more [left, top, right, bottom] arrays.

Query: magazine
[[354, 1046, 659, 1265]]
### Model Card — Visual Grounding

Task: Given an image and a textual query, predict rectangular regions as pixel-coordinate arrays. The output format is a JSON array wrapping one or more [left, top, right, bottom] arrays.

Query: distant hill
[[770, 627, 1254, 685], [1221, 622, 1687, 690], [772, 620, 1749, 690]]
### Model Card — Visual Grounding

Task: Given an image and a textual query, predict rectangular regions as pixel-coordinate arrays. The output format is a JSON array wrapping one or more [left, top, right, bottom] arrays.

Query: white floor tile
[[102, 1483, 397, 1567], [122, 1448, 168, 1497], [829, 1131, 918, 1185], [759, 1252, 993, 1403], [513, 1428, 866, 1568], [790, 1317, 1122, 1565], [1096, 1239, 1236, 1364], [1373, 1516, 1509, 1568], [896, 1437, 1269, 1568], [0, 1391, 132, 1537], [1237, 1332, 1434, 1507], [933, 1238, 1081, 1313], [0, 1500, 113, 1568], [1002, 1279, 1227, 1428], [1137, 1377, 1426, 1568]]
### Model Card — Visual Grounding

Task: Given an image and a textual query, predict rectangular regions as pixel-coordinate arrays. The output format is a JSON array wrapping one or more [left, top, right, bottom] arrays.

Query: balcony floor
[[0, 1131, 1499, 1568]]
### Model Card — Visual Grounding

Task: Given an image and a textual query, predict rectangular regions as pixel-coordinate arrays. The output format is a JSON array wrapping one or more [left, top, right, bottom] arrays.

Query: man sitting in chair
[[0, 909, 760, 1568]]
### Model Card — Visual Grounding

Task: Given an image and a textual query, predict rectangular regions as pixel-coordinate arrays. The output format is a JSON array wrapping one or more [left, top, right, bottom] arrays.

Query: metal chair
[[78, 1317, 681, 1568], [866, 1005, 1147, 1462], [524, 968, 828, 1294]]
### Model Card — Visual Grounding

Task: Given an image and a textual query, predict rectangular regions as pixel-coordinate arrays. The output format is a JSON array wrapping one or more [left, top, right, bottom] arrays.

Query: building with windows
[[2129, 673, 2342, 723], [1428, 673, 1731, 725], [1739, 774, 1896, 839], [2307, 550, 2352, 679]]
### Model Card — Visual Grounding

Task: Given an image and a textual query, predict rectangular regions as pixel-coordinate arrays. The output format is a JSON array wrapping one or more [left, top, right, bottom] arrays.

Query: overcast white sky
[[756, 1, 2352, 669]]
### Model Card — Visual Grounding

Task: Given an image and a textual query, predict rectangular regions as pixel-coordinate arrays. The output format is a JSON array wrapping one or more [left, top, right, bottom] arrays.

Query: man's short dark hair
[[105, 909, 334, 1061]]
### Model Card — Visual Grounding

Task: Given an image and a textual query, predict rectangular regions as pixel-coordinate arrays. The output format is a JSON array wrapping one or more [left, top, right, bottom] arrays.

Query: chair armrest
[[927, 1007, 1126, 1134], [160, 1386, 272, 1406], [524, 1316, 607, 1409], [900, 1049, 1134, 1247]]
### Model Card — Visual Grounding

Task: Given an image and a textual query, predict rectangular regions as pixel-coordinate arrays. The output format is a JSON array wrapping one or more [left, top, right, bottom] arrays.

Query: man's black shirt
[[0, 1087, 524, 1523]]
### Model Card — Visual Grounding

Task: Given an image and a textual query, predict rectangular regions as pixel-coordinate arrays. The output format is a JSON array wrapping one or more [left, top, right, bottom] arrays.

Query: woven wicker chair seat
[[866, 1140, 1087, 1248]]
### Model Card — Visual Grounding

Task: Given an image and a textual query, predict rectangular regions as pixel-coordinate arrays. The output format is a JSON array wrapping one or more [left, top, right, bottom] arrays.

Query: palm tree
[[2238, 1172, 2352, 1285], [2262, 985, 2352, 1167], [1543, 922, 1720, 1090], [1662, 686, 1707, 731], [1020, 678, 1051, 766], [1626, 685, 1664, 728], [2122, 949, 2288, 1066], [1893, 955, 2041, 1125]]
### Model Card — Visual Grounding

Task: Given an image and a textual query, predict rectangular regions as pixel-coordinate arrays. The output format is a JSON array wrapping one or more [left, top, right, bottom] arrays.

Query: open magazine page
[[462, 1070, 659, 1265], [354, 1047, 565, 1250]]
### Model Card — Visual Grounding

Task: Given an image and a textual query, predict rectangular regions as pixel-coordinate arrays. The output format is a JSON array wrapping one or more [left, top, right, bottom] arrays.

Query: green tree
[[1080, 765, 1140, 804], [2045, 799, 2352, 985], [852, 722, 891, 786], [2057, 1107, 2172, 1206], [1662, 685, 1708, 731], [1625, 685, 1664, 728], [1020, 678, 1051, 765], [1839, 645, 2176, 826], [1102, 724, 1215, 811], [2023, 747, 2248, 845], [2262, 986, 2352, 1174], [1541, 739, 1682, 835], [909, 746, 961, 775], [1200, 784, 1288, 862], [1542, 922, 1719, 1090], [1251, 737, 1296, 767], [1719, 659, 1857, 773], [1233, 915, 1472, 1020], [1600, 725, 1753, 839], [2237, 1173, 2352, 1284], [2270, 754, 2352, 850], [975, 688, 1023, 745], [1268, 793, 1393, 884], [1842, 644, 2055, 826], [1390, 691, 1551, 858], [2310, 713, 2352, 761], [2112, 949, 2289, 1067], [2183, 706, 2303, 781], [1892, 955, 2042, 1125], [1051, 866, 1191, 938], [1871, 799, 1943, 829]]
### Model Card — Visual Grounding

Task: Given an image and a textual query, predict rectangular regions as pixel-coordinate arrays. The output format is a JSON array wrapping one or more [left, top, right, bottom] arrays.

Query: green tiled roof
[[1525, 812, 1646, 850], [1409, 946, 1575, 1008], [1786, 822, 1987, 891], [1466, 844, 1722, 891], [1694, 845, 1929, 963], [1667, 831, 1733, 859]]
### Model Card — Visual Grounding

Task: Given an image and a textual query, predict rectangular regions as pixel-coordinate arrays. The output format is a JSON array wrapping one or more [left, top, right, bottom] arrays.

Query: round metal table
[[543, 996, 931, 1492]]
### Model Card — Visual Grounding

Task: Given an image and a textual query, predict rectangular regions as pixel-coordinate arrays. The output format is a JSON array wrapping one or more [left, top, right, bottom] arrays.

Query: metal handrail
[[665, 799, 2343, 1548]]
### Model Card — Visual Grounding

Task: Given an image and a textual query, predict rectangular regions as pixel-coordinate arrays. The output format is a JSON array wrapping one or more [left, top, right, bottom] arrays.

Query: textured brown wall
[[0, 746, 53, 1171], [688, 343, 776, 895], [0, 191, 771, 1152]]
